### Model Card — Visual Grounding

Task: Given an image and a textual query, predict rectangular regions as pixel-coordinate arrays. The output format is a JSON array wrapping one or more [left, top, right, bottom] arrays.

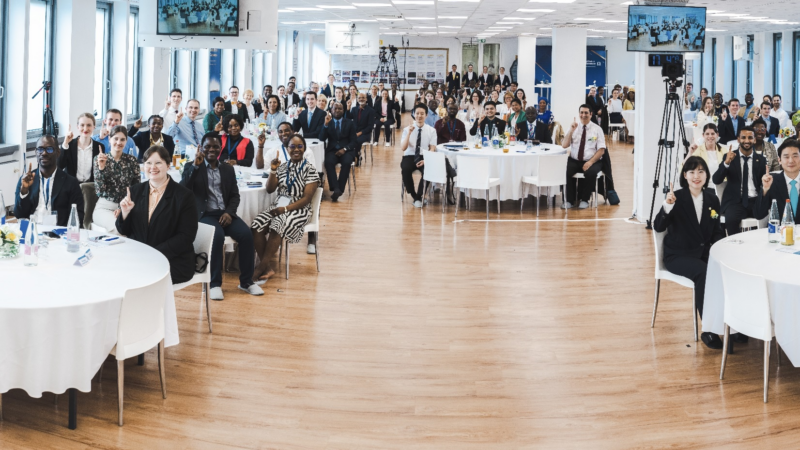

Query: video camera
[[661, 61, 684, 94]]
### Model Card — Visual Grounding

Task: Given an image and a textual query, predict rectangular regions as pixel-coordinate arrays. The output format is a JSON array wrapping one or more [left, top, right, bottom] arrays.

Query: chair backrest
[[536, 154, 569, 187], [456, 156, 491, 190], [194, 222, 215, 279], [422, 150, 448, 184], [80, 182, 99, 229], [306, 187, 323, 232], [652, 229, 667, 276], [714, 181, 726, 203], [115, 272, 170, 360], [719, 262, 773, 341]]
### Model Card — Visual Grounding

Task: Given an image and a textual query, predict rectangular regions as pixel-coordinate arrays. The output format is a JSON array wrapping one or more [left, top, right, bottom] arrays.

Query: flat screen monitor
[[157, 0, 240, 37], [627, 5, 706, 53]]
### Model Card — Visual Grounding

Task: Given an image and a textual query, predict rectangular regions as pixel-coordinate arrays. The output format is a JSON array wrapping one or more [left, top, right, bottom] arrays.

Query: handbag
[[195, 252, 209, 273], [606, 190, 620, 206]]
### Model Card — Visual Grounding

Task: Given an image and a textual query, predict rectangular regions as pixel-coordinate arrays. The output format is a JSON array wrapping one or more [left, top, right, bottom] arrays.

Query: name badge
[[276, 196, 291, 208]]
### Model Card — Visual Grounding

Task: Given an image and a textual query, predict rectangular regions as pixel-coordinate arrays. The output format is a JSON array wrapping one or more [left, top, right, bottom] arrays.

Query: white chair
[[718, 262, 778, 402], [335, 162, 356, 195], [520, 154, 568, 216], [172, 222, 214, 333], [608, 123, 626, 141], [111, 273, 170, 426], [421, 150, 449, 213], [651, 230, 698, 341], [279, 188, 323, 279], [361, 141, 374, 166], [389, 123, 397, 146], [454, 156, 501, 220], [571, 170, 607, 207]]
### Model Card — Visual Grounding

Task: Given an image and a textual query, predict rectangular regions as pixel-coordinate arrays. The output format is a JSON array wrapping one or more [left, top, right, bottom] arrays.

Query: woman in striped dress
[[251, 134, 320, 283]]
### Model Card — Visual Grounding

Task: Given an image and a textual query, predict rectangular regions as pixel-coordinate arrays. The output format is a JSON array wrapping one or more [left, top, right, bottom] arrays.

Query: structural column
[[752, 32, 772, 101], [516, 36, 537, 96], [139, 47, 171, 120], [551, 27, 586, 132], [6, 0, 32, 174], [53, 0, 96, 133]]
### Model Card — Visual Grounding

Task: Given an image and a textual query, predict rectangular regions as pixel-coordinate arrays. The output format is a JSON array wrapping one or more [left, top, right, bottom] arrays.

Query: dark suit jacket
[[319, 118, 358, 153], [755, 172, 800, 223], [374, 100, 396, 126], [718, 116, 746, 144], [292, 108, 326, 139], [348, 105, 376, 135], [495, 73, 511, 89], [712, 150, 767, 213], [470, 117, 506, 137], [282, 93, 301, 110], [224, 101, 250, 123], [116, 179, 198, 284], [479, 73, 494, 88], [252, 100, 264, 118], [180, 161, 240, 219], [516, 120, 552, 143], [132, 132, 175, 163], [759, 115, 780, 137], [321, 83, 336, 98], [57, 139, 105, 182], [366, 94, 381, 111], [653, 188, 725, 260], [14, 168, 85, 227], [586, 96, 600, 114], [446, 71, 461, 93], [462, 71, 477, 86]]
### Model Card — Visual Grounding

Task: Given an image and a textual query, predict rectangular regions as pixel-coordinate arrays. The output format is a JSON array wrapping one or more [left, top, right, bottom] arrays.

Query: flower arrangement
[[0, 224, 20, 259], [779, 127, 796, 139], [176, 158, 189, 174]]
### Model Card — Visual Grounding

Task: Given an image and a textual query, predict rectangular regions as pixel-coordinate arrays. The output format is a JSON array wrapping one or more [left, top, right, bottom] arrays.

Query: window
[[774, 33, 782, 96], [746, 35, 753, 96], [171, 49, 197, 100], [0, 0, 6, 142], [731, 40, 736, 99], [794, 32, 800, 110], [27, 0, 55, 133], [127, 8, 140, 118], [462, 43, 478, 75], [711, 38, 716, 96], [94, 3, 112, 119]]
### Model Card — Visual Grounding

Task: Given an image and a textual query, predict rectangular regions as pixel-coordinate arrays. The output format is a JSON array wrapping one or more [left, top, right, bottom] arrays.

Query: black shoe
[[701, 332, 723, 350], [331, 191, 340, 202], [732, 333, 749, 344]]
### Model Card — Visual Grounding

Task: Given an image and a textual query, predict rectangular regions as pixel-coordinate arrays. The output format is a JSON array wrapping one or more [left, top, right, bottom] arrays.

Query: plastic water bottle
[[491, 125, 500, 149], [768, 199, 780, 243], [0, 190, 6, 225], [67, 204, 81, 253], [23, 220, 38, 266], [781, 199, 795, 246]]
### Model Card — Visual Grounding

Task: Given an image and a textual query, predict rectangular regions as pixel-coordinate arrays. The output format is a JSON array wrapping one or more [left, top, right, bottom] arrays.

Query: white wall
[[551, 28, 587, 133], [603, 38, 635, 89]]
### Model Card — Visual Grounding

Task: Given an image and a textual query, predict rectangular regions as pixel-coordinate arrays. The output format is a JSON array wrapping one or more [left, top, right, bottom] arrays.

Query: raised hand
[[724, 149, 736, 165], [175, 108, 185, 124], [258, 130, 266, 148], [120, 187, 135, 219], [214, 117, 224, 133], [99, 125, 110, 140], [194, 148, 205, 166], [570, 117, 579, 132], [97, 152, 109, 171], [20, 163, 35, 195], [133, 115, 144, 129], [270, 156, 281, 171], [165, 96, 172, 110], [762, 173, 774, 193], [665, 183, 676, 205], [223, 94, 229, 101], [64, 125, 75, 146], [690, 143, 699, 152], [721, 109, 728, 121], [325, 111, 332, 126]]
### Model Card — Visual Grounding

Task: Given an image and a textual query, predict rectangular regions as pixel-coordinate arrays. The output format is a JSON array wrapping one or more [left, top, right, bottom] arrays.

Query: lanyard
[[285, 159, 307, 193], [281, 145, 289, 161], [226, 137, 241, 157], [42, 176, 51, 211]]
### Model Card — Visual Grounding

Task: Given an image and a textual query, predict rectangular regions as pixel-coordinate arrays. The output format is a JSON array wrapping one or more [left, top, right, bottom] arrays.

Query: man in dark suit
[[283, 82, 301, 110], [446, 64, 461, 95], [348, 92, 376, 148], [478, 66, 494, 90], [516, 107, 552, 143], [712, 127, 766, 235], [469, 102, 506, 137], [718, 98, 746, 145], [224, 86, 250, 122], [320, 103, 358, 202], [292, 91, 326, 139], [756, 140, 800, 224], [15, 135, 85, 227], [756, 101, 780, 137], [494, 67, 511, 90], [321, 74, 336, 98], [462, 64, 477, 88], [180, 132, 262, 300], [131, 115, 176, 163]]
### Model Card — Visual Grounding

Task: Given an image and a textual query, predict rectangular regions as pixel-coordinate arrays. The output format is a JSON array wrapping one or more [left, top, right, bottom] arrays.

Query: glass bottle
[[780, 199, 795, 246], [67, 204, 81, 253], [23, 220, 38, 267], [768, 199, 780, 243]]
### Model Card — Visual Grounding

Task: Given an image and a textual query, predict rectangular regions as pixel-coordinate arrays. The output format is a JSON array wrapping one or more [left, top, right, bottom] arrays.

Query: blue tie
[[190, 120, 197, 144], [336, 119, 341, 134], [791, 180, 798, 215], [308, 111, 313, 127], [732, 118, 738, 136]]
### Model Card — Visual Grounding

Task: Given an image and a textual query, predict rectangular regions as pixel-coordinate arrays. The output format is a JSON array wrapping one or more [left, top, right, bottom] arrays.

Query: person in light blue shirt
[[425, 100, 440, 128], [92, 108, 138, 159], [166, 99, 204, 154], [260, 95, 287, 130]]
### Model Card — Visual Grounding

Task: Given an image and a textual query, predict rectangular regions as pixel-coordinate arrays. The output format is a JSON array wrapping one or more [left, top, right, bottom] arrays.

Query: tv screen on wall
[[157, 0, 240, 37], [627, 5, 706, 53]]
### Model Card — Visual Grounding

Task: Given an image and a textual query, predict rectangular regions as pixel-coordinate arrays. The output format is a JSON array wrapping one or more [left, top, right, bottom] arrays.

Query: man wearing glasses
[[15, 136, 85, 227]]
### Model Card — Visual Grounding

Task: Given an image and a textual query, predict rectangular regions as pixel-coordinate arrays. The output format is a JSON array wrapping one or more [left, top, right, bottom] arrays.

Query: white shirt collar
[[785, 171, 800, 187]]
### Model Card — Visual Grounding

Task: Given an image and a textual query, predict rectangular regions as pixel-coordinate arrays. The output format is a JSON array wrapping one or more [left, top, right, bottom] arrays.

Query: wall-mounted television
[[627, 5, 706, 53], [157, 0, 240, 37]]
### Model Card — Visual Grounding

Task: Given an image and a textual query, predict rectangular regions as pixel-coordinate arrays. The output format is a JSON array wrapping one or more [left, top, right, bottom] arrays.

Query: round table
[[0, 227, 178, 397], [436, 142, 567, 201], [703, 229, 800, 366]]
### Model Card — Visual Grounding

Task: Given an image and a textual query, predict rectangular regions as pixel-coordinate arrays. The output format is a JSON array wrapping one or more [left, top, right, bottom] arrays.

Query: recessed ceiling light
[[602, 20, 626, 23], [318, 5, 357, 9], [620, 1, 633, 4], [742, 17, 768, 20], [496, 22, 523, 24], [439, 16, 468, 19], [277, 9, 294, 13], [518, 8, 554, 12], [287, 7, 323, 11], [392, 0, 434, 4], [506, 17, 536, 20], [439, 32, 457, 34], [352, 2, 393, 6], [575, 18, 603, 21], [414, 26, 437, 28], [406, 17, 435, 20], [439, 26, 461, 28]]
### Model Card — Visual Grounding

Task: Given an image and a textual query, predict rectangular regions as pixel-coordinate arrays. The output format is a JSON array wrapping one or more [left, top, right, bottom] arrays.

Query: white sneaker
[[385, 142, 391, 147], [307, 244, 316, 254], [254, 279, 267, 286], [561, 201, 573, 209], [578, 201, 590, 209], [413, 200, 423, 208], [209, 287, 224, 301], [239, 284, 264, 296], [372, 141, 378, 146]]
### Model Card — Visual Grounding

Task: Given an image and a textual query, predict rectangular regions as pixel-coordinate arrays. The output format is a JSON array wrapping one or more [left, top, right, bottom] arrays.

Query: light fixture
[[277, 9, 294, 13], [392, 0, 434, 4], [518, 8, 554, 12], [496, 21, 523, 24], [439, 32, 457, 34], [575, 18, 603, 21], [602, 20, 626, 23], [318, 5, 357, 9], [405, 17, 436, 20], [506, 17, 536, 20], [287, 7, 323, 11], [620, 1, 633, 4], [439, 26, 461, 28], [352, 2, 393, 6], [414, 26, 437, 28], [438, 16, 468, 19]]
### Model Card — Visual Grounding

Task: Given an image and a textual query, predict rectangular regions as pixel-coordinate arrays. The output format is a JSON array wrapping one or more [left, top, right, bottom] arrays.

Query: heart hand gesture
[[20, 163, 35, 195], [120, 187, 135, 219]]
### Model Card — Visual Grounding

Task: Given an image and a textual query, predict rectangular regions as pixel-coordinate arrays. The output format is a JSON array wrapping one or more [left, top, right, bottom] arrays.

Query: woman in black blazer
[[57, 113, 105, 182], [373, 90, 395, 146], [116, 146, 198, 284], [653, 156, 726, 349]]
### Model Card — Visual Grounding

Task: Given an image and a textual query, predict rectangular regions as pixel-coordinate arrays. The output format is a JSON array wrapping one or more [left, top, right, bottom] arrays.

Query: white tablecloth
[[437, 142, 567, 201], [622, 110, 635, 137], [703, 229, 800, 366], [0, 228, 178, 397]]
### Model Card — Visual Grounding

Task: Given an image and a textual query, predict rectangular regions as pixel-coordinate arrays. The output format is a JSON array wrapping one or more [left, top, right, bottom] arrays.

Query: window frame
[[95, 2, 112, 118], [0, 0, 7, 143], [711, 38, 717, 96], [774, 33, 782, 97], [731, 39, 736, 99], [128, 7, 140, 119], [27, 0, 57, 137], [794, 31, 799, 110], [746, 34, 753, 97]]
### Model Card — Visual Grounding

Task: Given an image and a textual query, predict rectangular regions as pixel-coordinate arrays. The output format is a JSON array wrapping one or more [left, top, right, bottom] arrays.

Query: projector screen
[[627, 5, 706, 53], [157, 0, 240, 37]]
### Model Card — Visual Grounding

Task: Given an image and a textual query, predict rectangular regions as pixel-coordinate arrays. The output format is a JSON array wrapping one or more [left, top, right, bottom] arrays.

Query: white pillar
[[551, 28, 586, 131], [195, 49, 210, 109], [516, 36, 537, 93], [780, 31, 792, 100], [715, 36, 731, 99], [53, 0, 96, 132], [752, 32, 772, 101], [7, 0, 31, 175], [140, 47, 171, 117]]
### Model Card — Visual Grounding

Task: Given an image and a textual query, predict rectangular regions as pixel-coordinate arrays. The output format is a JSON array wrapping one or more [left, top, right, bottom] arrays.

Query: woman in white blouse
[[607, 88, 624, 125], [695, 96, 717, 140], [242, 89, 258, 124], [682, 123, 728, 187], [462, 90, 484, 121], [58, 113, 105, 183]]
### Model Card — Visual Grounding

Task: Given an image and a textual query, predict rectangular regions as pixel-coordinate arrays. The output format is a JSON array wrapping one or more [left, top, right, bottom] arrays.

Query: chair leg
[[485, 189, 489, 220], [764, 339, 770, 403], [455, 190, 460, 218], [352, 168, 357, 191], [285, 240, 290, 280], [692, 288, 698, 342], [158, 340, 166, 399], [203, 282, 212, 333], [278, 240, 282, 266], [720, 324, 730, 379], [347, 173, 352, 195], [520, 192, 524, 213], [0, 393, 3, 421], [651, 279, 660, 328], [603, 175, 608, 205], [117, 360, 124, 426], [497, 186, 501, 214], [314, 233, 320, 272], [776, 339, 781, 367]]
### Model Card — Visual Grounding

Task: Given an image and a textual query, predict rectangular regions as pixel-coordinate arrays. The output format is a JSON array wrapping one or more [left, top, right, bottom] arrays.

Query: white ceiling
[[276, 0, 800, 39]]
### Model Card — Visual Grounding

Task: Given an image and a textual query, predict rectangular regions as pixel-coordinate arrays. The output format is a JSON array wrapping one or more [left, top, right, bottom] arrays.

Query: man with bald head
[[15, 135, 85, 226]]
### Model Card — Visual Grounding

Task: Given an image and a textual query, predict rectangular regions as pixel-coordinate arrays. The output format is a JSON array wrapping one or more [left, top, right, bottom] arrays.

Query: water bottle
[[526, 140, 533, 151], [768, 199, 780, 243], [0, 190, 6, 225], [67, 204, 81, 253], [781, 199, 795, 246], [23, 220, 38, 267], [491, 125, 500, 149]]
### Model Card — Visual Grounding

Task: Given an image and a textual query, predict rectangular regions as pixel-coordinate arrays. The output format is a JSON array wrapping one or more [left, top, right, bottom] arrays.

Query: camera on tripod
[[661, 61, 684, 96]]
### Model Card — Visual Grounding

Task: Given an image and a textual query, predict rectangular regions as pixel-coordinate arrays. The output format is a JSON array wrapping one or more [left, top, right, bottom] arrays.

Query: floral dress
[[93, 153, 140, 203], [251, 160, 320, 243]]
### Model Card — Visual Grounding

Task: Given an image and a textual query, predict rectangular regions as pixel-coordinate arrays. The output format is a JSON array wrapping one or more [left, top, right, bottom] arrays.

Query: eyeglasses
[[288, 144, 305, 150], [35, 147, 55, 154]]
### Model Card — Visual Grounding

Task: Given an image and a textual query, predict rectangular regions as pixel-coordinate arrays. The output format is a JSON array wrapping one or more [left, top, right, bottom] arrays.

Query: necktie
[[308, 110, 313, 127], [414, 127, 422, 157], [741, 156, 750, 208], [44, 177, 51, 210], [336, 119, 341, 135], [791, 180, 798, 215], [732, 118, 738, 136], [576, 125, 587, 161], [190, 120, 197, 144]]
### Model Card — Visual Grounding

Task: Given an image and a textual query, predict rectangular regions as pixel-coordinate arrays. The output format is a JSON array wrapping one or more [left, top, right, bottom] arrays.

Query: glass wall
[[461, 43, 478, 75], [482, 43, 500, 76], [27, 0, 54, 132], [94, 4, 111, 118], [773, 33, 782, 96], [127, 9, 140, 117]]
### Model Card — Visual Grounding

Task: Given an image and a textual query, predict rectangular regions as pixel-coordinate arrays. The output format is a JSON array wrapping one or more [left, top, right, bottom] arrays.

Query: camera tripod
[[370, 47, 398, 89], [32, 80, 56, 136], [645, 79, 691, 229]]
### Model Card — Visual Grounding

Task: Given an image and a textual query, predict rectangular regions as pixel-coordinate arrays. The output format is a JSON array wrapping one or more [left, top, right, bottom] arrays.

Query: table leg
[[68, 389, 77, 430], [137, 354, 145, 366]]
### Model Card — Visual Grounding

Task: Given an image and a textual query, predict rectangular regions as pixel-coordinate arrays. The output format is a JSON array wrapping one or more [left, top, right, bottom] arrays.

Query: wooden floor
[[5, 118, 800, 449]]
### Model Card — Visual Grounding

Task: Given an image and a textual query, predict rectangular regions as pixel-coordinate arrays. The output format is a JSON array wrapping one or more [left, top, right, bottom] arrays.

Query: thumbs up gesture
[[665, 183, 676, 205], [120, 187, 135, 219]]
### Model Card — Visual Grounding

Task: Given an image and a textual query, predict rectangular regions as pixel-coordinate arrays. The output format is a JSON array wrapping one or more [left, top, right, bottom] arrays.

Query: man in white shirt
[[400, 104, 437, 207], [495, 67, 511, 90], [159, 88, 182, 129], [758, 140, 800, 225], [479, 66, 494, 90], [462, 64, 477, 88], [770, 94, 792, 129], [167, 99, 204, 155], [224, 86, 249, 122], [561, 104, 607, 209]]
